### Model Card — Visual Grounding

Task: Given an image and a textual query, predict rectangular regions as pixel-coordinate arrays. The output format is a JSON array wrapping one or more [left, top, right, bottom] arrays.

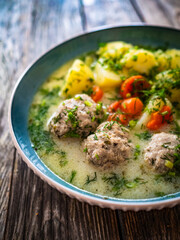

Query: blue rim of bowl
[[9, 24, 180, 208]]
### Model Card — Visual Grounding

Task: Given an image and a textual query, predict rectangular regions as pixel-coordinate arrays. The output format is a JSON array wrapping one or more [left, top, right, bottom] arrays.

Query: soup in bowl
[[9, 26, 180, 210]]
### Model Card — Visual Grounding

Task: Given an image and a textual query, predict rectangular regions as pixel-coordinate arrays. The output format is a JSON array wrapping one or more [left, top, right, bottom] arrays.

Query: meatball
[[48, 94, 105, 138], [83, 121, 133, 169], [144, 132, 179, 173]]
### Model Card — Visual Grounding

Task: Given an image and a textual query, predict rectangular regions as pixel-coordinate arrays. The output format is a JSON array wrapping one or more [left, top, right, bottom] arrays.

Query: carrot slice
[[147, 112, 163, 130], [108, 113, 129, 125], [147, 105, 173, 130], [108, 100, 122, 113], [91, 86, 103, 102], [120, 98, 143, 115], [120, 75, 150, 99], [161, 105, 173, 123]]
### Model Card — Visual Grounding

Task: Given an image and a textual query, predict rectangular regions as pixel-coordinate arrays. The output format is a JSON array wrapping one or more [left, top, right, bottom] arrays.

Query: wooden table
[[0, 0, 180, 239]]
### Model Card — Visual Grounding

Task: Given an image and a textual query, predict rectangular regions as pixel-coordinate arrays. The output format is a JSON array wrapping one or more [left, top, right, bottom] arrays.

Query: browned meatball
[[48, 94, 105, 138], [144, 132, 179, 173], [83, 121, 133, 169]]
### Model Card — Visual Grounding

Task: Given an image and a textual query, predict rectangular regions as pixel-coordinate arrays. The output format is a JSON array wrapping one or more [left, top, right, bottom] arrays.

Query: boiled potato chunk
[[61, 59, 94, 97], [120, 49, 158, 75], [94, 62, 125, 87], [166, 49, 180, 69], [97, 41, 133, 58], [155, 69, 180, 104], [154, 50, 171, 71]]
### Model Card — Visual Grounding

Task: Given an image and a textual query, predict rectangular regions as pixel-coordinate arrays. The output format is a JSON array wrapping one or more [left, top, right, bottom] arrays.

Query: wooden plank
[[82, 0, 141, 30], [117, 206, 180, 240], [0, 1, 34, 238], [4, 154, 121, 240], [134, 0, 180, 27], [0, 0, 83, 239], [158, 0, 180, 28]]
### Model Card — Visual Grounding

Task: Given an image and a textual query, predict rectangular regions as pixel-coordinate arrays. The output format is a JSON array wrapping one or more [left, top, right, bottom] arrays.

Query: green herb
[[85, 172, 97, 185], [83, 87, 93, 96], [83, 147, 88, 152], [132, 55, 138, 61], [143, 69, 180, 101], [135, 131, 152, 140], [64, 132, 80, 138], [29, 102, 55, 153], [66, 107, 78, 128], [161, 111, 169, 116], [125, 182, 137, 188], [94, 133, 98, 140], [53, 114, 61, 124], [96, 102, 103, 113], [95, 154, 99, 159], [168, 171, 176, 176], [98, 57, 123, 73], [74, 96, 83, 100], [107, 96, 121, 101], [64, 88, 69, 94], [40, 87, 60, 99], [29, 125, 55, 153], [102, 173, 126, 196], [162, 142, 171, 148], [125, 177, 147, 188], [99, 42, 107, 47], [57, 150, 67, 166], [88, 78, 94, 83], [172, 121, 180, 136], [104, 121, 115, 130], [91, 116, 95, 122], [155, 192, 165, 197], [134, 145, 141, 160], [59, 159, 68, 167], [129, 120, 137, 128], [84, 100, 93, 107], [70, 170, 77, 183]]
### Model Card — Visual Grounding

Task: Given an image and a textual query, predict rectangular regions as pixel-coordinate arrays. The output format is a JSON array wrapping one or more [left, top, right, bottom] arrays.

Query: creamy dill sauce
[[28, 59, 180, 199]]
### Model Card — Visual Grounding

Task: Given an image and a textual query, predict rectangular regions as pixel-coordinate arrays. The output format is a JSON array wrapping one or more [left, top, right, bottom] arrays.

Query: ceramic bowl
[[9, 25, 180, 211]]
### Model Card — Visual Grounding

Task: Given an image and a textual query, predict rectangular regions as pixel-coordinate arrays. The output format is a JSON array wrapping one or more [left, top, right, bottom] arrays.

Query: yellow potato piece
[[94, 62, 124, 87], [121, 49, 158, 75], [154, 50, 171, 71], [97, 41, 132, 57], [166, 49, 180, 69], [156, 69, 180, 104], [61, 59, 94, 97]]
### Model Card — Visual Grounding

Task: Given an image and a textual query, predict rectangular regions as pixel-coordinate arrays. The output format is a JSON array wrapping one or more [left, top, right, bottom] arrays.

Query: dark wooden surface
[[0, 0, 180, 239]]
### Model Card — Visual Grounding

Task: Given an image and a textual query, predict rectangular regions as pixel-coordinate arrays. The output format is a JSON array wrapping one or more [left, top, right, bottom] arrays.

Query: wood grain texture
[[117, 207, 180, 240], [0, 0, 180, 240], [82, 0, 141, 30], [135, 0, 180, 28]]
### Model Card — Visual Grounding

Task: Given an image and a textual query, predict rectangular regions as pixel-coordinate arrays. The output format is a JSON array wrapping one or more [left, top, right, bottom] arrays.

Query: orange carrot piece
[[120, 75, 150, 99], [108, 100, 122, 113], [91, 86, 103, 102], [147, 105, 173, 130], [120, 98, 143, 115], [108, 113, 129, 125]]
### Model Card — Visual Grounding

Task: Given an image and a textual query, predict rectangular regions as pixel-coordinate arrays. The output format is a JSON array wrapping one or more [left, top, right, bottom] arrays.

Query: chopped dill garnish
[[85, 172, 97, 185], [70, 170, 77, 183], [135, 131, 152, 140], [134, 145, 141, 160]]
